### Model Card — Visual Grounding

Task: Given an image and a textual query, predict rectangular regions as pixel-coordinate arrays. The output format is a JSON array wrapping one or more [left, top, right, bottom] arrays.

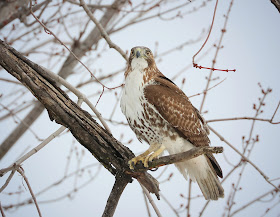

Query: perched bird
[[120, 46, 224, 200]]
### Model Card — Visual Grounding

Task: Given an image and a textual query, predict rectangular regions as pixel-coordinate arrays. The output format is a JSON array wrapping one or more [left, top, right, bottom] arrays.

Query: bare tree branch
[[79, 0, 128, 61], [0, 201, 5, 217], [131, 146, 223, 171], [0, 170, 16, 193], [0, 0, 49, 29], [102, 173, 131, 217], [231, 188, 278, 216], [207, 117, 280, 124], [141, 184, 162, 217], [17, 167, 42, 217], [0, 0, 127, 160], [199, 0, 234, 112], [0, 126, 66, 178], [209, 125, 280, 191], [271, 0, 280, 13]]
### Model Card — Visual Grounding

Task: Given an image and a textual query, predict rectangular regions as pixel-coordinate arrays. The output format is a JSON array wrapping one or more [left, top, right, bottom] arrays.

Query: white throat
[[131, 57, 148, 71]]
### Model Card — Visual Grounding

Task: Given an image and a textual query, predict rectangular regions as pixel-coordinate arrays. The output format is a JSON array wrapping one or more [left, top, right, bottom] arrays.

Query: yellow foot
[[128, 155, 148, 170], [128, 145, 166, 169], [144, 145, 166, 167]]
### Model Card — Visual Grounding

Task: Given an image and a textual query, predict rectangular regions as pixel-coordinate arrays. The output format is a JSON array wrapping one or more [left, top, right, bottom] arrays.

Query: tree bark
[[0, 0, 127, 160], [271, 0, 280, 13], [102, 173, 131, 217]]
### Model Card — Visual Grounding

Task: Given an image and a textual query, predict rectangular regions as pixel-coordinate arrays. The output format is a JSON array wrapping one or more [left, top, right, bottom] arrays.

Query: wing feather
[[144, 76, 223, 178], [144, 76, 210, 147]]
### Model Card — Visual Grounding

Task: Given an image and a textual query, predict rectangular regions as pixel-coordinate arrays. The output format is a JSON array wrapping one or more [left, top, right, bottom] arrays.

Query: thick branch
[[102, 173, 131, 217], [0, 40, 159, 197], [271, 0, 280, 13]]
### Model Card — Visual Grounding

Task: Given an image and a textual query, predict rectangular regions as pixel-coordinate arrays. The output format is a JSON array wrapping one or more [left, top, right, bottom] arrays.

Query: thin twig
[[186, 180, 192, 217], [29, 0, 125, 92], [230, 188, 277, 216], [189, 78, 227, 98], [41, 66, 112, 133], [199, 200, 210, 217], [0, 170, 16, 193], [209, 126, 280, 191], [192, 0, 218, 65], [0, 126, 66, 177], [143, 189, 152, 217], [141, 184, 162, 217], [160, 193, 180, 217], [207, 117, 280, 124], [17, 167, 42, 217], [270, 100, 280, 122], [199, 0, 234, 112], [79, 0, 128, 61], [0, 202, 5, 217]]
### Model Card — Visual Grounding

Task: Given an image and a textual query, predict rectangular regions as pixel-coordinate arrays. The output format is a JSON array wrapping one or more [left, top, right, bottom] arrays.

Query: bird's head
[[128, 46, 156, 71]]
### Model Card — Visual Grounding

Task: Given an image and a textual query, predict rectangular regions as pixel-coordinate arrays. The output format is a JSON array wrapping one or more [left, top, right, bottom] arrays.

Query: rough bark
[[0, 0, 127, 160], [271, 0, 280, 13], [0, 40, 159, 200], [102, 173, 131, 217]]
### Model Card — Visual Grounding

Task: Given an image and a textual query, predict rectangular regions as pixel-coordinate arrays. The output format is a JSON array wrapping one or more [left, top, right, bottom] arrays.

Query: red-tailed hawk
[[120, 46, 224, 200]]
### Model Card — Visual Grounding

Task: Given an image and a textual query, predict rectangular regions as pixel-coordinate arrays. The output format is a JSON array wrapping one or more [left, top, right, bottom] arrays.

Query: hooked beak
[[136, 50, 141, 58]]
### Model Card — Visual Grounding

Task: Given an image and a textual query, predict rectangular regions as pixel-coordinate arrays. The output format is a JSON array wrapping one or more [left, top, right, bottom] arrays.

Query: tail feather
[[196, 169, 224, 200], [174, 154, 224, 200]]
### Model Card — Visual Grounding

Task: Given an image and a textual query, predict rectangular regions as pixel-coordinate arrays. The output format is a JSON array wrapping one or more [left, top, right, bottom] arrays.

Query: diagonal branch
[[0, 39, 160, 201], [0, 0, 127, 160], [102, 173, 131, 217], [271, 0, 280, 13], [131, 146, 223, 171], [209, 125, 280, 191], [79, 0, 128, 61], [17, 167, 42, 217]]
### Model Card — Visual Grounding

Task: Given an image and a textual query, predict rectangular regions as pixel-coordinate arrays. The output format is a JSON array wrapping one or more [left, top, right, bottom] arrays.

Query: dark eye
[[146, 50, 151, 55], [131, 49, 135, 55]]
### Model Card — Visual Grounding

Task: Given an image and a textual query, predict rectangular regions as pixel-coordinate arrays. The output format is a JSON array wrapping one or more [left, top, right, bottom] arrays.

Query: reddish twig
[[192, 0, 236, 73], [199, 0, 235, 112], [193, 64, 236, 72], [192, 0, 218, 67]]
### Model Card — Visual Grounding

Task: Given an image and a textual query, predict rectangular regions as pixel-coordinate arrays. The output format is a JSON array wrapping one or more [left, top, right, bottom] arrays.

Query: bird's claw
[[128, 155, 157, 170], [128, 156, 150, 169]]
